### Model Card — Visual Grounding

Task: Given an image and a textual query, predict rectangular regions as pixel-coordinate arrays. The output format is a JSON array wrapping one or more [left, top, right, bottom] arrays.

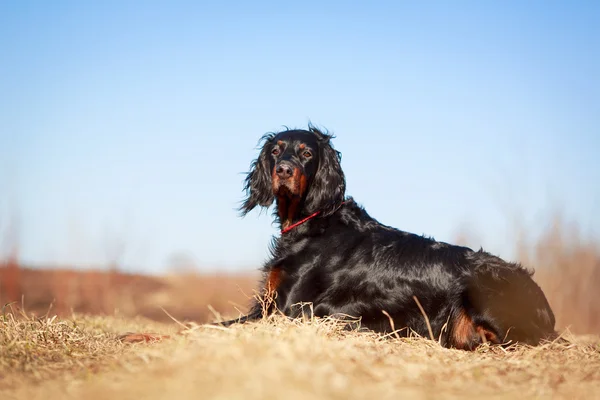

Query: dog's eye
[[272, 148, 280, 156], [303, 151, 312, 158]]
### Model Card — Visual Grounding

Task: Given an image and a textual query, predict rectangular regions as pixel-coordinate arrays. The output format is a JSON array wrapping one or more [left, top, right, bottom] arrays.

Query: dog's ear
[[240, 134, 275, 215], [304, 133, 346, 217]]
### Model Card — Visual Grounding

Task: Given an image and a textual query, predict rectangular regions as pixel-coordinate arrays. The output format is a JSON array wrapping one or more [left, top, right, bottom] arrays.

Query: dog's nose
[[276, 162, 294, 179]]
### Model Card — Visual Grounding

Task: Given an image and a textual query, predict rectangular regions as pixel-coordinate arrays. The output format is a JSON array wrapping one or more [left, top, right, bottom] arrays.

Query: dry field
[[1, 220, 600, 399], [0, 308, 599, 400], [0, 304, 598, 399], [0, 265, 259, 324]]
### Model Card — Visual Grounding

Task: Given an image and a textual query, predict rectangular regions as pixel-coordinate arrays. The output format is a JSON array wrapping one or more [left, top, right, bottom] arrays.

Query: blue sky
[[1, 1, 599, 273]]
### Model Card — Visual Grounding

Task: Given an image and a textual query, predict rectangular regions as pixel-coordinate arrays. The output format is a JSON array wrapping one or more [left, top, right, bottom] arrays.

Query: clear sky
[[1, 1, 599, 274]]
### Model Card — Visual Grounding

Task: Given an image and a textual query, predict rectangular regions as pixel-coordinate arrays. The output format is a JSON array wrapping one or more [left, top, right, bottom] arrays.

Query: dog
[[216, 124, 556, 350]]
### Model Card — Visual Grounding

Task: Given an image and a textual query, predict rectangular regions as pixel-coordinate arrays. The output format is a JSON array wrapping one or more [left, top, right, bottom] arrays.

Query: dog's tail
[[449, 257, 556, 350]]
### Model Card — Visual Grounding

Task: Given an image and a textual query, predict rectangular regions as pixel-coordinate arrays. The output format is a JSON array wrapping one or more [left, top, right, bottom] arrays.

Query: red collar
[[280, 201, 347, 235], [280, 211, 321, 234]]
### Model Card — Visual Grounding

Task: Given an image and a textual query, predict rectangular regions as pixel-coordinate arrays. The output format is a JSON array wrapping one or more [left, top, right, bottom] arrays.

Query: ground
[[1, 308, 599, 400]]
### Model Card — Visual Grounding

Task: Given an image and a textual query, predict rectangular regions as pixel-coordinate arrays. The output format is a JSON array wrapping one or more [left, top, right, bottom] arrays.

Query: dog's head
[[240, 125, 346, 227]]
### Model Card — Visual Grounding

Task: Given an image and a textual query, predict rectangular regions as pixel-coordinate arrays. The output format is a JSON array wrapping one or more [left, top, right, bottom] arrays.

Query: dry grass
[[0, 267, 258, 323], [1, 310, 599, 400], [0, 305, 177, 391], [517, 215, 600, 334], [1, 217, 600, 398]]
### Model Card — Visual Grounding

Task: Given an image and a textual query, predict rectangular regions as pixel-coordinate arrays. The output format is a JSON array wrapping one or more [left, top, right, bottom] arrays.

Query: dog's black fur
[[218, 125, 556, 350]]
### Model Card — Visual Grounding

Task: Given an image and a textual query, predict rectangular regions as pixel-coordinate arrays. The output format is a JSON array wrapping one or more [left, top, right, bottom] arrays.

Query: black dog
[[218, 125, 556, 350]]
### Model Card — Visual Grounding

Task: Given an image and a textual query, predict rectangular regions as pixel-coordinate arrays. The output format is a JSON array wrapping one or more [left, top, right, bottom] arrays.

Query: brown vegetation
[[0, 266, 258, 325], [1, 311, 599, 399], [519, 216, 600, 334], [2, 219, 599, 334], [1, 219, 599, 399]]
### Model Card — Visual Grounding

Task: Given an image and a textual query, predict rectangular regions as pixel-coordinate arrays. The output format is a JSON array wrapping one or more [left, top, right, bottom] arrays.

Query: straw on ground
[[1, 307, 599, 400]]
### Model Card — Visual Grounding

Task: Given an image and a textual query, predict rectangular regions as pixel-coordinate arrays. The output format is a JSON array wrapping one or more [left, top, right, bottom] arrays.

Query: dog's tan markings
[[277, 140, 284, 147], [291, 167, 304, 194], [272, 164, 280, 186], [298, 172, 308, 197], [282, 168, 305, 225], [476, 325, 500, 344], [452, 309, 476, 349], [273, 164, 288, 227], [299, 143, 306, 150], [277, 195, 290, 228], [452, 309, 500, 349], [286, 198, 301, 228], [260, 266, 284, 315], [274, 167, 307, 229], [266, 266, 283, 296]]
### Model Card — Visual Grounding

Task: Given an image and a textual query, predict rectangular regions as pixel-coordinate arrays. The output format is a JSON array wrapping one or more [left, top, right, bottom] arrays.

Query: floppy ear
[[240, 134, 275, 215], [304, 134, 346, 217]]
